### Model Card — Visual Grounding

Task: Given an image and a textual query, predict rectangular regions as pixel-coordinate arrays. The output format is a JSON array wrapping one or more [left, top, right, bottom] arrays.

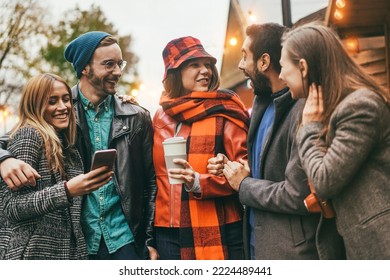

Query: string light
[[345, 38, 359, 53], [248, 10, 256, 23], [334, 9, 343, 20], [229, 37, 238, 46], [336, 0, 346, 9]]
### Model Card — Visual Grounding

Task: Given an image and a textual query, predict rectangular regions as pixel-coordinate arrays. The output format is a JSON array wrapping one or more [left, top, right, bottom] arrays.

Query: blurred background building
[[1, 0, 389, 132], [220, 0, 390, 109]]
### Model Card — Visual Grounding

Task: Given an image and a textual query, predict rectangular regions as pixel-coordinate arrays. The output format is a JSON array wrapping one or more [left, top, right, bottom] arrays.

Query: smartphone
[[90, 149, 117, 171]]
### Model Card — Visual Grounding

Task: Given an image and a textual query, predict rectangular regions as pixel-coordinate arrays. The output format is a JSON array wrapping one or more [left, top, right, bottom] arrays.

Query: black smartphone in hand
[[90, 149, 117, 171]]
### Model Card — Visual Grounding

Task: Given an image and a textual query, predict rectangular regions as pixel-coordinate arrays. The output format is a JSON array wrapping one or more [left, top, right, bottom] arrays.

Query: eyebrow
[[102, 59, 122, 62]]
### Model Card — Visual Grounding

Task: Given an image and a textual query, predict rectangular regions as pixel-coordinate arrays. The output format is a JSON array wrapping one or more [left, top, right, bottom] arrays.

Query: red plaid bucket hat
[[162, 36, 217, 81]]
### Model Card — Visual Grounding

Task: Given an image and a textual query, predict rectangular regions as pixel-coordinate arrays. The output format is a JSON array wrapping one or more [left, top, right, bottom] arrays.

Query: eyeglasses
[[101, 60, 127, 72]]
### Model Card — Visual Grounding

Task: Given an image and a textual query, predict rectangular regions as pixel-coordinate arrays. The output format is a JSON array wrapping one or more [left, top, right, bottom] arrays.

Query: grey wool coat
[[239, 90, 326, 260], [297, 88, 390, 259], [0, 127, 88, 259]]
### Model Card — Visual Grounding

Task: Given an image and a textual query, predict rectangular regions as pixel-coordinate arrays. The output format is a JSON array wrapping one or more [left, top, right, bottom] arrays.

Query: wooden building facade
[[220, 0, 390, 109]]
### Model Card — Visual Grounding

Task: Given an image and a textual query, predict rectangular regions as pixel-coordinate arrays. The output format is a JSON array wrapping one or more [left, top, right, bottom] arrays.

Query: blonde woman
[[0, 73, 112, 259], [279, 23, 390, 259]]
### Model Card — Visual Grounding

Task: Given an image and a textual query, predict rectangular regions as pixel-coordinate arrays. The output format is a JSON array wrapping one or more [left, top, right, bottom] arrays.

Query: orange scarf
[[160, 90, 249, 259]]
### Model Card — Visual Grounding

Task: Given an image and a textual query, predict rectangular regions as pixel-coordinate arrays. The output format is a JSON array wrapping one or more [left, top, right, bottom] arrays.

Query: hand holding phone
[[90, 149, 117, 171], [66, 166, 114, 197]]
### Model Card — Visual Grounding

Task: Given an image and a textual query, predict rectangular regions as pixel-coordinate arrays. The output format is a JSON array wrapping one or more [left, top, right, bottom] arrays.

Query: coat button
[[123, 126, 127, 130]]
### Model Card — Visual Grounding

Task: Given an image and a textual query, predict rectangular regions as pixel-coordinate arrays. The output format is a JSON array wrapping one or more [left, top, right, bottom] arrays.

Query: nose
[[112, 63, 122, 76], [200, 65, 208, 74], [57, 100, 67, 110], [238, 59, 244, 71]]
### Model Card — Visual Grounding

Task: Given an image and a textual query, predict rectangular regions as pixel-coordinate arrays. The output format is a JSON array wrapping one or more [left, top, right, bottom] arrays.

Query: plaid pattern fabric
[[160, 90, 249, 259], [162, 36, 217, 80], [160, 89, 249, 130]]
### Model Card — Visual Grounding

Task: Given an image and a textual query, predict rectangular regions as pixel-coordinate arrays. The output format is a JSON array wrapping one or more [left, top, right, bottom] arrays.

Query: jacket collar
[[248, 87, 294, 146]]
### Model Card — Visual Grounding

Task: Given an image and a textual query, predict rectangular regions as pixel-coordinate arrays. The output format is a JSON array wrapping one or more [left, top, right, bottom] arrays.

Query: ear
[[256, 53, 271, 72], [81, 65, 90, 76], [298, 59, 308, 78]]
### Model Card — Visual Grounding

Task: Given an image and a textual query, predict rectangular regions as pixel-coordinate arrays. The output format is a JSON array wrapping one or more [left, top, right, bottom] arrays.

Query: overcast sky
[[46, 0, 328, 115]]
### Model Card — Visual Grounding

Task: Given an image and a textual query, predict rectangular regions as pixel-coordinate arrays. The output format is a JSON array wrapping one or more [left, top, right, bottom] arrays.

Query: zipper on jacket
[[170, 183, 174, 227]]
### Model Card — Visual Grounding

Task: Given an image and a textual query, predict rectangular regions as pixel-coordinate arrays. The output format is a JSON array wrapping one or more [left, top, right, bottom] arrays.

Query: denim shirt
[[78, 90, 134, 254]]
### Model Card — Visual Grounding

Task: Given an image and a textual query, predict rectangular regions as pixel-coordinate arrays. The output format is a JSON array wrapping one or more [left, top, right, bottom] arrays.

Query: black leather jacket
[[0, 85, 157, 254]]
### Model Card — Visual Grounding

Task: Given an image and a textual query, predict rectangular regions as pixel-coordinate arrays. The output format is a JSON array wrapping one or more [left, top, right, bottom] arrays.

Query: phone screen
[[90, 149, 117, 171]]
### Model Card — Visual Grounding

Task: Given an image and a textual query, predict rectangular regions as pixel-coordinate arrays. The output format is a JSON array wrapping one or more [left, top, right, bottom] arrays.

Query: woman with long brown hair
[[279, 22, 390, 259]]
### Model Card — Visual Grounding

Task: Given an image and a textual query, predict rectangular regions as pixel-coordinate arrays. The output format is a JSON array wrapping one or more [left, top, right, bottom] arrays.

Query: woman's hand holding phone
[[65, 166, 113, 197]]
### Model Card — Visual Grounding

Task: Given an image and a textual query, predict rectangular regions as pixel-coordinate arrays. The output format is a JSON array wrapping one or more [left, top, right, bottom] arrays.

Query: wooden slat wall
[[348, 39, 388, 90]]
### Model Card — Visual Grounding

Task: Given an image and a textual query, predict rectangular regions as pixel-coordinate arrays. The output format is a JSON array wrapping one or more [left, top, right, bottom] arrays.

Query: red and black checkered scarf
[[160, 89, 249, 259]]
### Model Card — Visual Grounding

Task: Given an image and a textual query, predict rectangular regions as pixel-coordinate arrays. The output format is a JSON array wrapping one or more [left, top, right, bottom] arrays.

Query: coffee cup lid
[[163, 137, 185, 143]]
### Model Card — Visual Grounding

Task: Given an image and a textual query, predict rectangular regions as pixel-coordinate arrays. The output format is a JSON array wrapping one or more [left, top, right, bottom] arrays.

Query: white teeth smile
[[53, 114, 68, 119]]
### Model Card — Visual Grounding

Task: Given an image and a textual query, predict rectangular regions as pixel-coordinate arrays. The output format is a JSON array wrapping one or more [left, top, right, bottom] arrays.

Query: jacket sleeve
[[198, 120, 248, 199], [0, 127, 70, 222], [140, 110, 157, 248], [238, 101, 311, 215], [0, 133, 13, 163], [297, 91, 386, 199]]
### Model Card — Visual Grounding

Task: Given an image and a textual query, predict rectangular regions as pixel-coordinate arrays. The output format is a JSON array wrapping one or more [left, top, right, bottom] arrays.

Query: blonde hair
[[11, 73, 77, 177], [282, 22, 389, 140]]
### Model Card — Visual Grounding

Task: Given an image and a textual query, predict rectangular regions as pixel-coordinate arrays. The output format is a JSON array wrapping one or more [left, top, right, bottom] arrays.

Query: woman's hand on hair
[[302, 83, 324, 125], [66, 166, 113, 197]]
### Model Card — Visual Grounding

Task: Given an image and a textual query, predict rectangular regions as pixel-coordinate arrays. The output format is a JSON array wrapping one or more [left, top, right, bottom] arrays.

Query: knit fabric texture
[[64, 31, 111, 78]]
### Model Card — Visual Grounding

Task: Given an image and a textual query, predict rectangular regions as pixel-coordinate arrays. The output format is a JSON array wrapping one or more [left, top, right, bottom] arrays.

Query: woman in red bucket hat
[[153, 36, 249, 260]]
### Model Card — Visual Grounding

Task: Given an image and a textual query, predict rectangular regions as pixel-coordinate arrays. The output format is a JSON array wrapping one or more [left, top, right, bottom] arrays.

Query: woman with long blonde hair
[[0, 73, 112, 259], [279, 22, 390, 259]]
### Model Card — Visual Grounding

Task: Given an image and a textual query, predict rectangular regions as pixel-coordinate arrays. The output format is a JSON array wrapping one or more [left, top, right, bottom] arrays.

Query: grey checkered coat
[[0, 127, 88, 259]]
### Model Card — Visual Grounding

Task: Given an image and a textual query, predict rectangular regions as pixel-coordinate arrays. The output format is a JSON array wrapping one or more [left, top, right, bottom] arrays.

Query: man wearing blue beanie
[[65, 31, 111, 79], [0, 31, 158, 260]]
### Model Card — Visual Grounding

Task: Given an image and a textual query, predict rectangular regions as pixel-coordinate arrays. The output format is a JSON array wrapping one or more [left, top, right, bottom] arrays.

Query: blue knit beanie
[[64, 31, 111, 78]]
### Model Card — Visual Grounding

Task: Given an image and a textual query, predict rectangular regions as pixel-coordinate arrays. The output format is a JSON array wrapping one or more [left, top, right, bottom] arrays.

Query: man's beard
[[87, 67, 117, 95], [251, 69, 272, 96]]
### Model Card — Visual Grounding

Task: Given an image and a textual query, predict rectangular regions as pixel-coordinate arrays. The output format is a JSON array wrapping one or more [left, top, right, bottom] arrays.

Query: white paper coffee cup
[[162, 137, 187, 184]]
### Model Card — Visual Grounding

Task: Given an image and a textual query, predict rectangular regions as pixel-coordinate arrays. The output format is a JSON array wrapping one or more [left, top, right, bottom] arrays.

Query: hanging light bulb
[[229, 37, 238, 46], [334, 9, 343, 20], [336, 0, 346, 9], [248, 10, 256, 22], [345, 38, 359, 53]]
